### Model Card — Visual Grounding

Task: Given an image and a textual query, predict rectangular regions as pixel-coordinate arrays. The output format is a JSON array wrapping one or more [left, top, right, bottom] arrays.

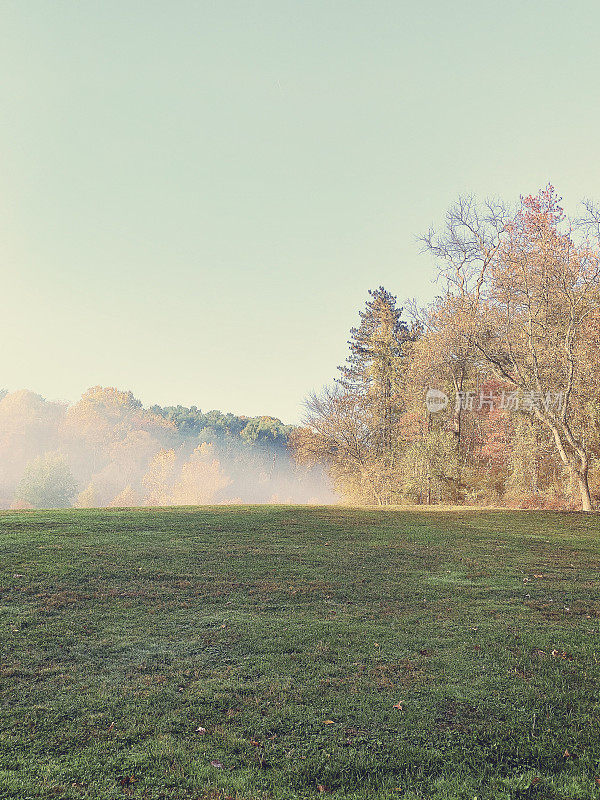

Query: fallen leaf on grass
[[317, 784, 327, 793], [250, 739, 260, 746], [529, 777, 540, 787], [323, 720, 335, 725], [210, 760, 224, 769], [551, 649, 572, 660], [563, 749, 572, 758], [393, 702, 403, 711]]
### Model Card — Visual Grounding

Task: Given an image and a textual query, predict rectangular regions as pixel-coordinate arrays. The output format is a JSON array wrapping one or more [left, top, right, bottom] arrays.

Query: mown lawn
[[0, 507, 599, 800]]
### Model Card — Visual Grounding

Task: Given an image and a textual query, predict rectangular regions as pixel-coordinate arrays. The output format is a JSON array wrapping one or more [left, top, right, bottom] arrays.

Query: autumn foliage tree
[[424, 187, 600, 510], [16, 452, 78, 509]]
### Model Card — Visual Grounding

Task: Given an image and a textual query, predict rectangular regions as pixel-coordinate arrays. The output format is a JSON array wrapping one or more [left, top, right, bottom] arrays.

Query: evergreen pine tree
[[338, 287, 411, 394], [337, 287, 414, 502]]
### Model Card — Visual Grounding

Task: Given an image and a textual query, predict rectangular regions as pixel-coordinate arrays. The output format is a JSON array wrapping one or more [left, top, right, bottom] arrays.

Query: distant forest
[[0, 388, 333, 509]]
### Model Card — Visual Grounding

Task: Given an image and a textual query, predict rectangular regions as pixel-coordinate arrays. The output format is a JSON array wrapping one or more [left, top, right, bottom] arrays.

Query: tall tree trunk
[[426, 412, 432, 506], [451, 373, 463, 447], [542, 414, 594, 512], [575, 468, 593, 513]]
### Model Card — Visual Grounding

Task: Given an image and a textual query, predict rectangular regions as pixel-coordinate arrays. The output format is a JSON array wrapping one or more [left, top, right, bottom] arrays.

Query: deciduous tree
[[425, 187, 600, 511]]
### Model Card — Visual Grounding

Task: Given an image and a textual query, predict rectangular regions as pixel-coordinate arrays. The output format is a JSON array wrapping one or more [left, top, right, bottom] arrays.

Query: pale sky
[[2, 1, 600, 423]]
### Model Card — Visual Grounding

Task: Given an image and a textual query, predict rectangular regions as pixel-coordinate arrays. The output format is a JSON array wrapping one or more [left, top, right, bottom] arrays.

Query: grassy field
[[0, 507, 599, 800]]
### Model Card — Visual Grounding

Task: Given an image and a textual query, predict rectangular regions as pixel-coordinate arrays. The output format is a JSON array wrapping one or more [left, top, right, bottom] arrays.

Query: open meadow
[[1, 507, 599, 800]]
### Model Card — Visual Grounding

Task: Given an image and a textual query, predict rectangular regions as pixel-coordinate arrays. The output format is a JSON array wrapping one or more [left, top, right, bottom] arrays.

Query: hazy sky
[[2, 1, 600, 423]]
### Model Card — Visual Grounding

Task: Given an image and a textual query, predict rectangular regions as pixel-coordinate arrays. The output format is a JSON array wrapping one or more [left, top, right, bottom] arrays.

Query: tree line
[[291, 187, 600, 511], [0, 387, 331, 509]]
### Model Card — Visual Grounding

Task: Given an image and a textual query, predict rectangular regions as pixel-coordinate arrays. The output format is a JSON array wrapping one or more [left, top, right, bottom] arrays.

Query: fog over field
[[0, 386, 336, 510]]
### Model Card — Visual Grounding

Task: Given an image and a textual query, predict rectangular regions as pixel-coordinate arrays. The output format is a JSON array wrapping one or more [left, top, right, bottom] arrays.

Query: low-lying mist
[[0, 387, 337, 509]]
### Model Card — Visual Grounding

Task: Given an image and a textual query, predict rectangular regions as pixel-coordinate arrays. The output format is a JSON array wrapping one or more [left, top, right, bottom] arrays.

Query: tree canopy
[[291, 188, 600, 511]]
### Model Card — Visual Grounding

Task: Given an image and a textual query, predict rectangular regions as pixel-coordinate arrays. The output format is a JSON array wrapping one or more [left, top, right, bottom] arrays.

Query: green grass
[[1, 506, 599, 800]]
